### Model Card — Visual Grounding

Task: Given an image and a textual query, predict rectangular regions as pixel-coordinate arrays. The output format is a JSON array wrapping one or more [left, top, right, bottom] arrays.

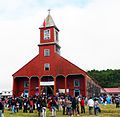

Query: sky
[[0, 0, 120, 91]]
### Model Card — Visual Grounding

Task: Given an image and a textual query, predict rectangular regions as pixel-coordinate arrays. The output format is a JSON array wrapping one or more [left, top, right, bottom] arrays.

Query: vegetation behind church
[[87, 69, 120, 88]]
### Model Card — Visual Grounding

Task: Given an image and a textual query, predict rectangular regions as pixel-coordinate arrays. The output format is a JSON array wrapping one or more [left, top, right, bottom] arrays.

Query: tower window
[[56, 31, 58, 41], [44, 49, 50, 56], [55, 45, 60, 54], [44, 63, 50, 71], [44, 29, 50, 40]]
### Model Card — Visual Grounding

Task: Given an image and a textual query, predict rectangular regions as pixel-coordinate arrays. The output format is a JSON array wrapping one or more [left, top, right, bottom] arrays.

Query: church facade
[[12, 12, 101, 97]]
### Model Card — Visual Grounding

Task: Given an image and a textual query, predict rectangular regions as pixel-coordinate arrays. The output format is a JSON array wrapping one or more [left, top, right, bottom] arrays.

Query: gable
[[55, 54, 87, 76]]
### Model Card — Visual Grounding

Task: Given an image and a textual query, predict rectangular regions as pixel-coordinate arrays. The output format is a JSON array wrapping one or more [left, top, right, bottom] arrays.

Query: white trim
[[38, 42, 61, 48]]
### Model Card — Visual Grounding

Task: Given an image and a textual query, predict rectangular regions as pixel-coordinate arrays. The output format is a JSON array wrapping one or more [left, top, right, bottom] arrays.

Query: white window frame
[[44, 49, 50, 56], [44, 29, 50, 40], [44, 63, 50, 71]]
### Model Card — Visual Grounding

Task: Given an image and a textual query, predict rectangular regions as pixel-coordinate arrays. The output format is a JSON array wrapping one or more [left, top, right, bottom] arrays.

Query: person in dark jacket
[[72, 97, 77, 116], [115, 96, 120, 108], [62, 99, 66, 115], [41, 97, 47, 117], [23, 98, 28, 113], [36, 97, 42, 117], [50, 97, 58, 117]]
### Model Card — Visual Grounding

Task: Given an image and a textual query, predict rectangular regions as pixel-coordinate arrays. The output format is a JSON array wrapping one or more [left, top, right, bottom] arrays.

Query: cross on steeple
[[48, 9, 51, 15]]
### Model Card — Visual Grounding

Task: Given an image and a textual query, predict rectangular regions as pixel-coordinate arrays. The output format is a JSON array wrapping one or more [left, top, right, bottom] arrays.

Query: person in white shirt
[[87, 97, 94, 115]]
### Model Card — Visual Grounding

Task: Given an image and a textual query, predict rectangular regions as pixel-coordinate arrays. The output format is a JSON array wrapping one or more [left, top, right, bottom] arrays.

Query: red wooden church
[[12, 12, 101, 97]]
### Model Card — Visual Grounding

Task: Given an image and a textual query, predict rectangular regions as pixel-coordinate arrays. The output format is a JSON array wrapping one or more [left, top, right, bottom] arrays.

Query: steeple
[[40, 10, 59, 30], [38, 11, 60, 55]]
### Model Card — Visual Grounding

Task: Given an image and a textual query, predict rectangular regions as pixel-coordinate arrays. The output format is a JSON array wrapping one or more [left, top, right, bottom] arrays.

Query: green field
[[4, 104, 120, 117]]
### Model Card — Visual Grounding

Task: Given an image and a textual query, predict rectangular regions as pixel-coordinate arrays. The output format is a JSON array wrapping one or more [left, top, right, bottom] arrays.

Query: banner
[[40, 81, 54, 86]]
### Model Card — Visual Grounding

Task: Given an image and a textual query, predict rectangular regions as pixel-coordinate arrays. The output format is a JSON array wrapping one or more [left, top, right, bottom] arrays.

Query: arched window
[[74, 79, 80, 87]]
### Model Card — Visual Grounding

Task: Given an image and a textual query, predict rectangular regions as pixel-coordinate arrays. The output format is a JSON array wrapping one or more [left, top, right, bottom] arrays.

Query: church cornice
[[38, 42, 61, 48]]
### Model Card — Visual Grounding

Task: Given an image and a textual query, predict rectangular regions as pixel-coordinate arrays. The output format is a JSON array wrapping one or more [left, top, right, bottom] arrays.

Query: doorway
[[42, 86, 53, 96], [46, 86, 53, 96], [74, 89, 80, 97]]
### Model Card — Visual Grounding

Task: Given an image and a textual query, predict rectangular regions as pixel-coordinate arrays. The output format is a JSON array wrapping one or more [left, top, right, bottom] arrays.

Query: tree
[[87, 69, 120, 88]]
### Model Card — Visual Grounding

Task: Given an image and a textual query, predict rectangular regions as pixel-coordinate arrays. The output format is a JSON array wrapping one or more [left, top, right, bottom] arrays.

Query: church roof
[[12, 53, 87, 77]]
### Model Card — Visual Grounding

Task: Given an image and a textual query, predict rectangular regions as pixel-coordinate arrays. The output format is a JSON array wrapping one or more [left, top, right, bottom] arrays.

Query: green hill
[[87, 69, 120, 88]]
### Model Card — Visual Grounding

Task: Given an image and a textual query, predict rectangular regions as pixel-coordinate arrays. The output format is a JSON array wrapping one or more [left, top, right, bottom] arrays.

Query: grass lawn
[[4, 104, 120, 117]]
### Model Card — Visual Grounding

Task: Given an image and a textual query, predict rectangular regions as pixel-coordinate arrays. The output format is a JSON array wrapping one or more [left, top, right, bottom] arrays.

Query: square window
[[44, 63, 50, 71], [44, 49, 50, 56], [56, 46, 60, 54]]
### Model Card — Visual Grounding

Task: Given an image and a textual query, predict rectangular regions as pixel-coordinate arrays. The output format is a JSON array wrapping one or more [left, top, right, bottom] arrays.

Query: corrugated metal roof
[[104, 88, 120, 93]]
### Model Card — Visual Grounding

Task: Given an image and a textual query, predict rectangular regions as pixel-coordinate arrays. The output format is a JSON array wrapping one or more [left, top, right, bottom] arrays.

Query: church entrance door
[[41, 86, 54, 96], [40, 76, 54, 96]]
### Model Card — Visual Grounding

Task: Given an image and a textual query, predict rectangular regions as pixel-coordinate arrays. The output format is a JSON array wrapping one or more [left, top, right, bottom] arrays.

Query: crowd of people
[[0, 93, 120, 117]]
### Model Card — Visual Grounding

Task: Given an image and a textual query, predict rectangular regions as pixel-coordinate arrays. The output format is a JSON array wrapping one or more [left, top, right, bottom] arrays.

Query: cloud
[[53, 0, 120, 71], [0, 0, 91, 20], [0, 0, 38, 19], [41, 0, 90, 8]]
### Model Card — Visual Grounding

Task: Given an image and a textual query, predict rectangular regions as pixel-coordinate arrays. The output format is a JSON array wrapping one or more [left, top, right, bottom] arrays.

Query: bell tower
[[38, 10, 61, 55]]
